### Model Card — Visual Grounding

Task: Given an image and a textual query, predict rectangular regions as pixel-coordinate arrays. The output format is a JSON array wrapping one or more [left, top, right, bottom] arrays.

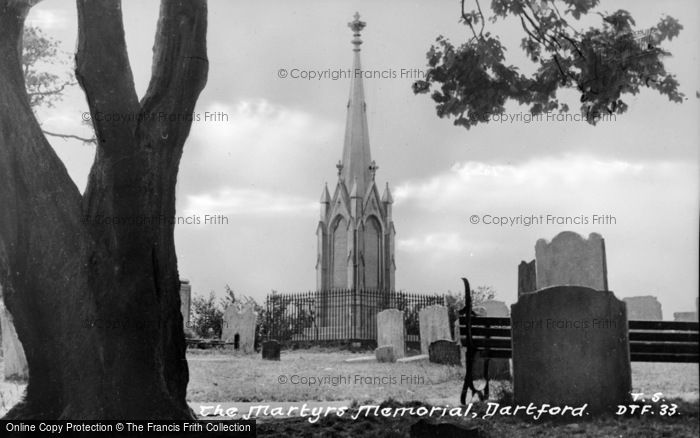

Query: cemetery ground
[[1, 349, 698, 436], [184, 347, 698, 437]]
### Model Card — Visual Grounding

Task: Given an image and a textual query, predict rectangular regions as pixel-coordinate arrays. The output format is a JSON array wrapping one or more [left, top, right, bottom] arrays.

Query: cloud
[[393, 155, 678, 213], [26, 9, 68, 30], [398, 233, 468, 253], [180, 99, 341, 196], [182, 187, 317, 218]]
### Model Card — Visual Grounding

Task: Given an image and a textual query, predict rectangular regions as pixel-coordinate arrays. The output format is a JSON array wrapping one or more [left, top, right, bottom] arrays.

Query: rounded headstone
[[428, 340, 461, 366], [511, 286, 631, 413], [377, 309, 405, 359], [419, 305, 451, 355], [375, 345, 396, 363], [535, 231, 608, 291], [623, 296, 663, 321], [262, 340, 281, 361]]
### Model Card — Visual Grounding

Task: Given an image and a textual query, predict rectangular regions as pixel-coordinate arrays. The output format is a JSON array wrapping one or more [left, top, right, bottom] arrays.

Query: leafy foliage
[[22, 25, 95, 143], [189, 285, 261, 339], [413, 0, 684, 128], [190, 291, 224, 339], [22, 26, 71, 109], [446, 285, 497, 338]]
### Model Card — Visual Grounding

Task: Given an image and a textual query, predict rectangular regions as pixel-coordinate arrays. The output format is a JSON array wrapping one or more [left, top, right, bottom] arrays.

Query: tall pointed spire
[[340, 12, 372, 197]]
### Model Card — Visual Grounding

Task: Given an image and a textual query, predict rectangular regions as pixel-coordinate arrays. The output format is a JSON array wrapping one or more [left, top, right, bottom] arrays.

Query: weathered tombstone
[[375, 345, 396, 363], [419, 305, 451, 355], [179, 279, 192, 328], [0, 304, 28, 380], [511, 286, 630, 413], [428, 340, 461, 366], [623, 296, 663, 321], [518, 259, 537, 297], [673, 312, 698, 322], [472, 300, 511, 380], [535, 231, 608, 291], [261, 340, 281, 360], [481, 300, 509, 317], [376, 309, 405, 359], [222, 305, 257, 354], [453, 319, 461, 345]]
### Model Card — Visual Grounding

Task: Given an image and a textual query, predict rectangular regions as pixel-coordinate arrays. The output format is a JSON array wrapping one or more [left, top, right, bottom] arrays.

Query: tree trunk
[[0, 0, 208, 419]]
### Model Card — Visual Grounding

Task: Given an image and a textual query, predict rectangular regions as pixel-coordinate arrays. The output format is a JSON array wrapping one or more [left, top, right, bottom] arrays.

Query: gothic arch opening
[[364, 216, 382, 290], [331, 216, 348, 289]]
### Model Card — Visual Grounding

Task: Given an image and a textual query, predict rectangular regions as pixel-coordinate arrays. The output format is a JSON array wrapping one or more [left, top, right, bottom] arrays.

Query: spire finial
[[348, 12, 366, 51], [336, 160, 344, 177], [369, 160, 379, 181]]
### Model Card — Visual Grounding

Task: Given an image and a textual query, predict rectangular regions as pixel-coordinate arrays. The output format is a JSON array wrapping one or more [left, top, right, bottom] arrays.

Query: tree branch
[[75, 0, 139, 149], [139, 0, 209, 144], [42, 129, 96, 144]]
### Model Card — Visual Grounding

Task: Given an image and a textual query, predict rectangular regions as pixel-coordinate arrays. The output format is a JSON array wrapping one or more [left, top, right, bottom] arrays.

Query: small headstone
[[623, 296, 663, 320], [179, 279, 192, 329], [673, 312, 698, 322], [453, 319, 461, 345], [418, 305, 451, 355], [222, 305, 257, 354], [377, 309, 405, 358], [511, 286, 630, 414], [261, 340, 281, 360], [481, 300, 509, 317], [375, 345, 396, 363], [428, 340, 461, 366], [518, 259, 537, 297], [0, 304, 28, 380], [535, 231, 608, 291]]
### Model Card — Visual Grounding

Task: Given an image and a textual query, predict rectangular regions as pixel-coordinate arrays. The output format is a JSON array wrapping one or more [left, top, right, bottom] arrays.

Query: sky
[[26, 0, 699, 319]]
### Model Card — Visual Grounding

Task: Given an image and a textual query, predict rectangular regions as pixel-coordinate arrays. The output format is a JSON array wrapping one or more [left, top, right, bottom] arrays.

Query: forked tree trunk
[[0, 0, 208, 419]]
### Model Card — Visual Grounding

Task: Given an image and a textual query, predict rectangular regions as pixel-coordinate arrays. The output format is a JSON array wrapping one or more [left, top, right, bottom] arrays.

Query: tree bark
[[0, 0, 208, 419]]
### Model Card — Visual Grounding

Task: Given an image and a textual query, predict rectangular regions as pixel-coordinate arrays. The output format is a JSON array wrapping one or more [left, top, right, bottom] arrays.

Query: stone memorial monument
[[511, 286, 631, 413], [418, 305, 451, 355], [376, 309, 404, 359], [222, 305, 257, 354], [623, 296, 663, 321], [535, 231, 608, 291]]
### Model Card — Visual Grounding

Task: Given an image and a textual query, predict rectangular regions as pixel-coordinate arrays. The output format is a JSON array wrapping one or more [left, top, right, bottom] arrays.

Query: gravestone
[[472, 300, 511, 380], [419, 305, 451, 355], [623, 296, 663, 321], [262, 340, 281, 360], [179, 279, 192, 328], [518, 259, 537, 297], [0, 304, 28, 380], [375, 345, 396, 363], [376, 309, 405, 359], [429, 340, 461, 366], [674, 312, 698, 322], [222, 305, 257, 354], [535, 231, 608, 291], [453, 319, 461, 345], [511, 286, 630, 413], [481, 300, 509, 317]]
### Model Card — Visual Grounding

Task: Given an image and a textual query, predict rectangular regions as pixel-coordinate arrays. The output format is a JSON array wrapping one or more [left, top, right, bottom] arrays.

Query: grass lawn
[[188, 348, 699, 437], [186, 348, 699, 404]]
